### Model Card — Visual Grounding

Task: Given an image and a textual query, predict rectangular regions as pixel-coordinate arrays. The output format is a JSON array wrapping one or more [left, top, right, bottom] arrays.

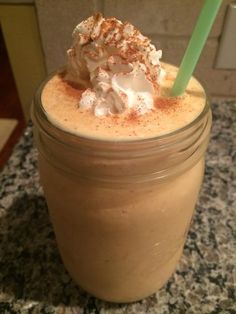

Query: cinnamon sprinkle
[[154, 96, 180, 112], [126, 109, 140, 123], [111, 115, 120, 124]]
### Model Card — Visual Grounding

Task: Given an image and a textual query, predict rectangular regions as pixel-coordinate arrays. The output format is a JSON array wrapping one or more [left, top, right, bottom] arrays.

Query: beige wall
[[0, 4, 46, 120], [35, 0, 236, 99]]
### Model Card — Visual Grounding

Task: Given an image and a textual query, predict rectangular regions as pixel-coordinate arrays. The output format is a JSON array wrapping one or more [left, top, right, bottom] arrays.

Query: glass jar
[[32, 75, 212, 302]]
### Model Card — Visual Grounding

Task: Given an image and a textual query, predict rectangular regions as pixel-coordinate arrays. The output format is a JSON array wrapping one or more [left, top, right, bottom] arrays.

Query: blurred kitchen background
[[0, 0, 236, 168]]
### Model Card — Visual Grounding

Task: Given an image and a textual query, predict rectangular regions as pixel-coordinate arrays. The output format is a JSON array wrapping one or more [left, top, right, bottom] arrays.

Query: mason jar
[[32, 74, 211, 303]]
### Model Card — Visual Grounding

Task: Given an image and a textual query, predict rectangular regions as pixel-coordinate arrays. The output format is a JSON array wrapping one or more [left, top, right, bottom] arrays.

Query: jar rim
[[33, 67, 210, 147]]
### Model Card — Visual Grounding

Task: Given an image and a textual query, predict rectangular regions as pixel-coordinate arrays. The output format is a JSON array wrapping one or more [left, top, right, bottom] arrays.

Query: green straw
[[171, 0, 222, 96]]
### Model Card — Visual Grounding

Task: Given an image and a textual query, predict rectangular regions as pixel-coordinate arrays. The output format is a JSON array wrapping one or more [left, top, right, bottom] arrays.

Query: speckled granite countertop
[[0, 102, 235, 313]]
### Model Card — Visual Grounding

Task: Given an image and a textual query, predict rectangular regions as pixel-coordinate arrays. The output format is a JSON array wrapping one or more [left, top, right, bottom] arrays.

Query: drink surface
[[41, 63, 205, 141]]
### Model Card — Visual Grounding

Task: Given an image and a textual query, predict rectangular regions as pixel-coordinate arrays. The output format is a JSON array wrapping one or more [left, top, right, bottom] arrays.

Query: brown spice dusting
[[126, 109, 140, 123], [111, 115, 120, 124], [154, 96, 180, 112]]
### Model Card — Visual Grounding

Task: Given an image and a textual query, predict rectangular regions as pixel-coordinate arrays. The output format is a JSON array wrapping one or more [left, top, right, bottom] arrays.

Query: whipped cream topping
[[66, 13, 165, 116]]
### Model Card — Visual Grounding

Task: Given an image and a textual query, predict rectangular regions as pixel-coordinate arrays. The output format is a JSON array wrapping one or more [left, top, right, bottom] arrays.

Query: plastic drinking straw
[[171, 0, 222, 97]]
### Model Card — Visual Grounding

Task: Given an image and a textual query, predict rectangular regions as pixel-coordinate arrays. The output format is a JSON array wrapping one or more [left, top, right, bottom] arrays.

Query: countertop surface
[[0, 102, 235, 314]]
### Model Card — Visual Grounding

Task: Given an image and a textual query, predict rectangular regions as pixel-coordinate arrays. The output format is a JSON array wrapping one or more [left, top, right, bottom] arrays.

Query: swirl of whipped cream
[[66, 13, 165, 116]]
